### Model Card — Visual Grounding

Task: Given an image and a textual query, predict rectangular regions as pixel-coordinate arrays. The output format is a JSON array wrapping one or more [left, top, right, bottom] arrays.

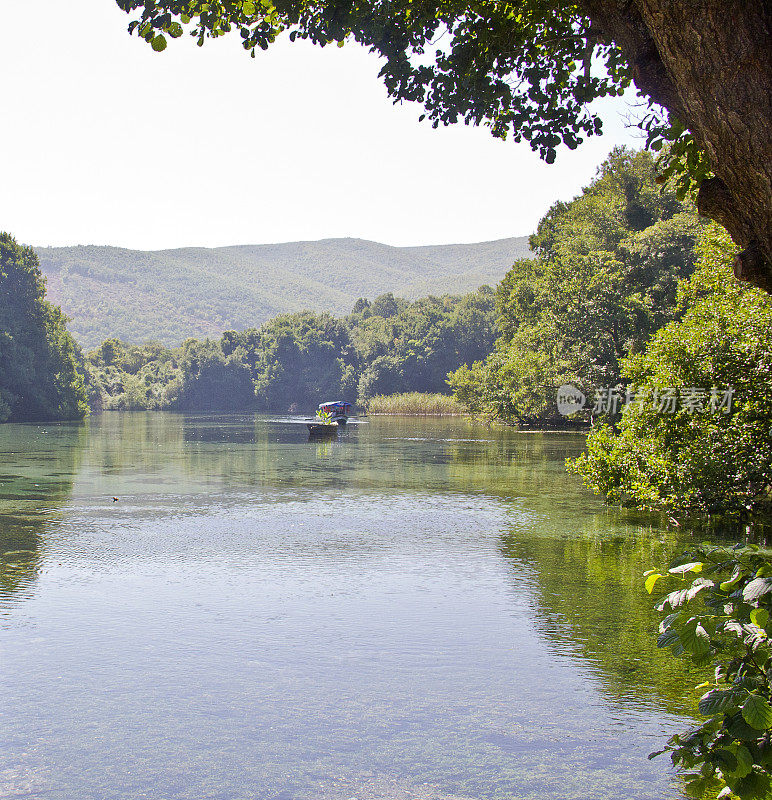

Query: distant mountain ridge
[[35, 236, 531, 349]]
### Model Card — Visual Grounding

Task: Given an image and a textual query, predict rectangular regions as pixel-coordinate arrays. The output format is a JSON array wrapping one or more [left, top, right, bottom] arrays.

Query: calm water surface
[[0, 413, 704, 800]]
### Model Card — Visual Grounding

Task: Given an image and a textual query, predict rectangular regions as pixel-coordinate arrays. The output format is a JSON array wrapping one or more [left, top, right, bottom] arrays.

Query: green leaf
[[657, 629, 681, 648], [670, 641, 685, 657], [659, 612, 682, 632], [720, 571, 742, 592], [687, 578, 714, 601], [698, 689, 736, 715], [741, 694, 772, 731], [645, 573, 663, 594], [722, 619, 745, 637], [656, 587, 690, 610], [712, 749, 738, 772], [733, 771, 772, 798], [683, 775, 708, 795], [700, 760, 715, 778], [729, 743, 753, 778], [151, 35, 168, 52], [751, 608, 769, 628], [681, 622, 710, 657], [727, 711, 762, 741]]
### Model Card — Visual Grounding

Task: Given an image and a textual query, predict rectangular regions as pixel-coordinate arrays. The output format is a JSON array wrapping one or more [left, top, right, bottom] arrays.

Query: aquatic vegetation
[[365, 392, 464, 415]]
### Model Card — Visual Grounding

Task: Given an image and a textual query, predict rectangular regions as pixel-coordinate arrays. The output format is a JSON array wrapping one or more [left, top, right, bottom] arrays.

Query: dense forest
[[3, 229, 498, 421], [571, 226, 772, 516], [0, 233, 87, 423], [84, 288, 496, 413], [443, 148, 771, 518], [448, 148, 707, 423]]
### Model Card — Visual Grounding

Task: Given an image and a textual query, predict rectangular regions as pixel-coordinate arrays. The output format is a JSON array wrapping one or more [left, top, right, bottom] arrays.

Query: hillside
[[35, 237, 531, 349]]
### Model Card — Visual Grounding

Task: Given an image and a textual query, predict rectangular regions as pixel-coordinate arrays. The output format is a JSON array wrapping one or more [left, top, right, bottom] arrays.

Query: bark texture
[[581, 0, 772, 293]]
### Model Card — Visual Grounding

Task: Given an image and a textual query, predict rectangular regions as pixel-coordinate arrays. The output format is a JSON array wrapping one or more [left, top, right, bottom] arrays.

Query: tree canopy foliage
[[116, 0, 629, 163], [0, 233, 88, 423], [571, 225, 772, 518], [115, 0, 772, 293], [85, 287, 496, 412], [448, 148, 705, 424]]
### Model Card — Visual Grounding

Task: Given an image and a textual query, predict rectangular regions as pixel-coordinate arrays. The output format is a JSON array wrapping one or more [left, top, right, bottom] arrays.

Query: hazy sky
[[1, 0, 643, 250]]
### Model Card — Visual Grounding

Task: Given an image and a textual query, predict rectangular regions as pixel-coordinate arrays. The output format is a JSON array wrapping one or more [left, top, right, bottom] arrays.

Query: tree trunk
[[581, 0, 772, 293]]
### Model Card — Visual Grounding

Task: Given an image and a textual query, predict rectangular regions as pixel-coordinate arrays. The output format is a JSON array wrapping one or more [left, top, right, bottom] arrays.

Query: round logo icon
[[557, 384, 586, 416]]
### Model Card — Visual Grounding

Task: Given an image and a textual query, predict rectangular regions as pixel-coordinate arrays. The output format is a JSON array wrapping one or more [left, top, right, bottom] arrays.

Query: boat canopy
[[318, 401, 351, 413]]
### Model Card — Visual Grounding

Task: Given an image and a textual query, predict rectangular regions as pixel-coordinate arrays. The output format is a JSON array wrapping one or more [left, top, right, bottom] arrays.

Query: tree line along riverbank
[[2, 148, 770, 519]]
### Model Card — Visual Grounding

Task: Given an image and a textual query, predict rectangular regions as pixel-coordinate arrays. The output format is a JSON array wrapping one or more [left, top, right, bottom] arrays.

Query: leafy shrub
[[571, 225, 772, 518], [647, 544, 772, 799]]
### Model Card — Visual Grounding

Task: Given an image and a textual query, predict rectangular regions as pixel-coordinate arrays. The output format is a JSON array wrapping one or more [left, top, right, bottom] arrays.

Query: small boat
[[318, 400, 352, 425], [307, 421, 338, 436]]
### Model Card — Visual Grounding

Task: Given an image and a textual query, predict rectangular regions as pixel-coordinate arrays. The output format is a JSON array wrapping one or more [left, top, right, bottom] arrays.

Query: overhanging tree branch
[[114, 0, 772, 293]]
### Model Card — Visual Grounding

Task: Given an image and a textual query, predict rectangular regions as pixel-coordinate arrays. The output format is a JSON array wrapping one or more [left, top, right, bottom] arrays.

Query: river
[[0, 413, 705, 800]]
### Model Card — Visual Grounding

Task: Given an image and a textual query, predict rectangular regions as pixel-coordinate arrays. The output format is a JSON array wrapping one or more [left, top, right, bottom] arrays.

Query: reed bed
[[365, 392, 465, 415]]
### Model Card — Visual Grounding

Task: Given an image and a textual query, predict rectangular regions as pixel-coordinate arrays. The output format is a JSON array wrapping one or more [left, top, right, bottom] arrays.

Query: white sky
[[0, 0, 643, 250]]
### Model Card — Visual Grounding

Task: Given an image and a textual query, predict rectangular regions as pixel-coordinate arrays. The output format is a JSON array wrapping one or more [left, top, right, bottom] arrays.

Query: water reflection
[[0, 421, 86, 604], [0, 413, 703, 799], [500, 524, 708, 718]]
